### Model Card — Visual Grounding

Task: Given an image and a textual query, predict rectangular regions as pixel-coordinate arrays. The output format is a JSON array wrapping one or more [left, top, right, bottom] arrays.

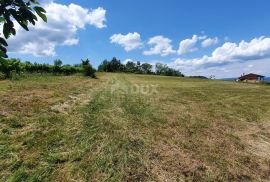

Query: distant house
[[237, 73, 265, 83]]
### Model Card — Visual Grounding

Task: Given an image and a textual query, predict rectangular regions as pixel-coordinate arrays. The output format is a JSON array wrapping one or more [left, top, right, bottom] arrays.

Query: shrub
[[81, 59, 96, 78], [61, 65, 77, 75], [0, 58, 21, 78], [0, 72, 5, 80]]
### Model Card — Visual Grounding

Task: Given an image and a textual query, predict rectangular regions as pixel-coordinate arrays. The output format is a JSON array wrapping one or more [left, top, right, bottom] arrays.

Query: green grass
[[0, 73, 270, 181]]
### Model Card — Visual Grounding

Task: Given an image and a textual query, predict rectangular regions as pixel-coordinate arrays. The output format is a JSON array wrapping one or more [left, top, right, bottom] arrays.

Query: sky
[[5, 0, 270, 78]]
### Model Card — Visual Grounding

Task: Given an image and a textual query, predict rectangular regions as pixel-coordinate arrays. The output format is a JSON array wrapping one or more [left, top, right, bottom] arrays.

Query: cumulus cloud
[[110, 32, 143, 52], [143, 36, 176, 56], [88, 7, 107, 29], [172, 36, 270, 69], [201, 37, 218, 48], [178, 35, 202, 55], [123, 58, 136, 64], [6, 2, 107, 57]]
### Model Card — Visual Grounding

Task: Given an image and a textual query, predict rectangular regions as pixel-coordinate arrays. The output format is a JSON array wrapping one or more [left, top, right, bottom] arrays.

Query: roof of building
[[239, 73, 265, 80]]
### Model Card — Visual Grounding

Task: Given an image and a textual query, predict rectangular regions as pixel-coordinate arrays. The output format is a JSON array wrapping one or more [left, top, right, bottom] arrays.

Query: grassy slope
[[0, 73, 270, 181]]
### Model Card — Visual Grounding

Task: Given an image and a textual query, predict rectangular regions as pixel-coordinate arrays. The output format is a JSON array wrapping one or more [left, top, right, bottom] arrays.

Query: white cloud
[[110, 32, 143, 52], [177, 58, 269, 79], [6, 2, 107, 57], [172, 37, 270, 74], [143, 36, 176, 56], [178, 35, 202, 55], [201, 37, 218, 48], [88, 7, 107, 29], [123, 58, 136, 64]]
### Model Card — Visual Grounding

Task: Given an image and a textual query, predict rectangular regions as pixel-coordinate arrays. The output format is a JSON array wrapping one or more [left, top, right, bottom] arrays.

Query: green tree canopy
[[0, 0, 47, 58], [54, 59, 62, 67]]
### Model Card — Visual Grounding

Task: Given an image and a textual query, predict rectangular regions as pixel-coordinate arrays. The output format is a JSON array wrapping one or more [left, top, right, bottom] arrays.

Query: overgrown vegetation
[[98, 57, 184, 77], [0, 58, 96, 79]]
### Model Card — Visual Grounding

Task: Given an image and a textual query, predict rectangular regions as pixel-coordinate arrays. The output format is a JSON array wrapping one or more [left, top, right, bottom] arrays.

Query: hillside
[[265, 77, 270, 82], [0, 73, 270, 181]]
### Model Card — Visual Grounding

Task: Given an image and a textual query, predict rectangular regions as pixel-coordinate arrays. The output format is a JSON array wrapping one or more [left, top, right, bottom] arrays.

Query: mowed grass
[[0, 73, 270, 181]]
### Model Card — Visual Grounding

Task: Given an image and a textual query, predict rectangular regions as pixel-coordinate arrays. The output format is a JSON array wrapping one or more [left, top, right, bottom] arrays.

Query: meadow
[[0, 73, 270, 181]]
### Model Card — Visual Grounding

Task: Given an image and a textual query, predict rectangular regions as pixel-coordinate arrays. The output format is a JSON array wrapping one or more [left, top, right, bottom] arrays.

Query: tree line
[[98, 57, 184, 77], [0, 57, 184, 80], [0, 58, 96, 79]]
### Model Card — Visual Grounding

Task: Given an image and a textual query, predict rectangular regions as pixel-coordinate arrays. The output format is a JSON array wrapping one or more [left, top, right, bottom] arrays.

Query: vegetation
[[0, 73, 269, 181], [0, 56, 182, 80], [0, 0, 46, 58], [0, 58, 96, 79], [189, 75, 209, 79], [98, 57, 124, 72], [0, 58, 21, 79], [155, 63, 184, 77], [98, 57, 184, 77], [81, 58, 96, 78]]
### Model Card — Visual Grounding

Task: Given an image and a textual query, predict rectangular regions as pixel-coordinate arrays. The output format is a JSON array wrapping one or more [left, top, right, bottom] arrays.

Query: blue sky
[[6, 0, 270, 78]]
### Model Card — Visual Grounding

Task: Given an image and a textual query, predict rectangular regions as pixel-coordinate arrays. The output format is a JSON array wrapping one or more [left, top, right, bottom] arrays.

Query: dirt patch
[[51, 93, 95, 114]]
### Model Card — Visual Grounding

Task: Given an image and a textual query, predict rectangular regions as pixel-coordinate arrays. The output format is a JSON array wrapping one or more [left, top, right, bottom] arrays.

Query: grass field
[[0, 73, 270, 181]]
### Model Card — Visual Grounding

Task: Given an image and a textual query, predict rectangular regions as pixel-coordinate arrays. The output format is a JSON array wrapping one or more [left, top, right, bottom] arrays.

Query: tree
[[109, 57, 122, 72], [155, 63, 167, 75], [155, 63, 184, 77], [98, 57, 124, 72], [141, 63, 153, 74], [98, 59, 108, 72], [54, 59, 62, 67], [0, 0, 47, 58], [125, 61, 137, 73], [53, 59, 62, 74], [81, 58, 96, 78]]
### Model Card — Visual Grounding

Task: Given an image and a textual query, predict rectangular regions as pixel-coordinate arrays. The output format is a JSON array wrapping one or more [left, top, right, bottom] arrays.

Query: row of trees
[[0, 57, 184, 79], [98, 57, 184, 77], [0, 58, 96, 79]]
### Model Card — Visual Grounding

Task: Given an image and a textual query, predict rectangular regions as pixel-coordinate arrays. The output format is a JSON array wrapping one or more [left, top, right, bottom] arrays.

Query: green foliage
[[0, 58, 21, 78], [98, 57, 123, 72], [61, 65, 78, 75], [141, 63, 153, 74], [0, 58, 95, 79], [0, 71, 5, 79], [98, 57, 184, 77], [53, 59, 62, 74], [54, 59, 62, 67], [189, 76, 209, 79], [82, 58, 96, 78], [155, 63, 184, 77], [125, 61, 138, 73], [0, 0, 47, 58]]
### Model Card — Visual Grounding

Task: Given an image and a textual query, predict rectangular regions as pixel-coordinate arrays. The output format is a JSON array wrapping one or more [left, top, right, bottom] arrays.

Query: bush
[[61, 65, 77, 75], [0, 58, 21, 78], [0, 72, 5, 80], [10, 71, 21, 80], [0, 58, 88, 79], [82, 59, 96, 78]]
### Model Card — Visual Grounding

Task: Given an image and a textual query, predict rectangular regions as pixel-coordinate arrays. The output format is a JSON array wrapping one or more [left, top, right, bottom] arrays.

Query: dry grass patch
[[1, 73, 270, 181]]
